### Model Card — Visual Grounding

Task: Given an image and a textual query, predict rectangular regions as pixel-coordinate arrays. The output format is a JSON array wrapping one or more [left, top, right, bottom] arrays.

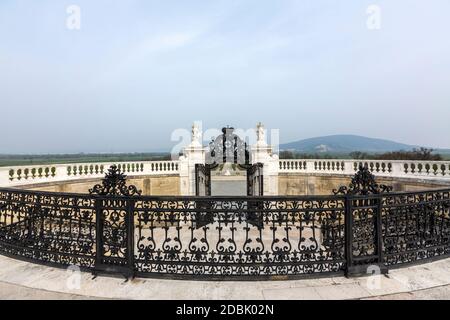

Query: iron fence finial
[[333, 164, 393, 195], [89, 165, 142, 196]]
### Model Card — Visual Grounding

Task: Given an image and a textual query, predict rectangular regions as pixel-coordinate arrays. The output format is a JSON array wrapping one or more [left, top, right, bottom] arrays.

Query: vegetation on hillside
[[279, 151, 350, 159], [349, 148, 443, 161], [279, 148, 445, 161]]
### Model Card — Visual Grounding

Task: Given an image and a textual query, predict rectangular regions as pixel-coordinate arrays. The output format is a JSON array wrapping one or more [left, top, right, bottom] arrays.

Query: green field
[[0, 153, 172, 167]]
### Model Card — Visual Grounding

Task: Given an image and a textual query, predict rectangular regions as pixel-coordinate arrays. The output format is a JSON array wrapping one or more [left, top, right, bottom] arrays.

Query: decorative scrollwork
[[333, 164, 393, 195], [133, 198, 347, 278], [206, 126, 250, 165], [89, 165, 142, 196]]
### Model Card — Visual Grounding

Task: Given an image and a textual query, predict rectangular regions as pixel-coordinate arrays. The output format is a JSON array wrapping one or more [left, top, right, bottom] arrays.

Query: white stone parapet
[[0, 160, 180, 188], [2, 158, 450, 190], [278, 159, 450, 180]]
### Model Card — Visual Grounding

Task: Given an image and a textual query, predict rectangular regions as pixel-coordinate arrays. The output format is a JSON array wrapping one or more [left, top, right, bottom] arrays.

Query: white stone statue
[[190, 123, 202, 147], [256, 122, 267, 146]]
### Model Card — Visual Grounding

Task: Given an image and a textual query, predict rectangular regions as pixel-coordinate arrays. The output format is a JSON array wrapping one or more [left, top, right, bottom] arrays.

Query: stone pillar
[[251, 122, 279, 196], [179, 123, 206, 195], [0, 168, 10, 187]]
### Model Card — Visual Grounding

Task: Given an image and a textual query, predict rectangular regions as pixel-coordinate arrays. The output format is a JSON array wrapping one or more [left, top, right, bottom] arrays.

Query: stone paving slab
[[1, 255, 450, 300], [0, 281, 100, 300], [362, 285, 450, 300]]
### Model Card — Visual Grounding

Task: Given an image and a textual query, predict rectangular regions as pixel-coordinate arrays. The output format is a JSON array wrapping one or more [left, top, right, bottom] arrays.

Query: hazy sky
[[1, 0, 449, 153]]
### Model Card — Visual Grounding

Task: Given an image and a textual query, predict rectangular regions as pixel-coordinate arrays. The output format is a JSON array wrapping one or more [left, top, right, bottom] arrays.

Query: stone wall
[[10, 172, 450, 197], [15, 175, 180, 196], [279, 173, 450, 196]]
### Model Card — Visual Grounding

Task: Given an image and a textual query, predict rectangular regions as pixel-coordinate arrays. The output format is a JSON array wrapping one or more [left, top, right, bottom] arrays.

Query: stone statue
[[191, 123, 202, 147], [256, 122, 266, 146]]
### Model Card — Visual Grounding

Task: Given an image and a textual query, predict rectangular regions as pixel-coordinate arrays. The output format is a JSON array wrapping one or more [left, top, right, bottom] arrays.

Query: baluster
[[432, 163, 438, 176], [410, 163, 416, 174]]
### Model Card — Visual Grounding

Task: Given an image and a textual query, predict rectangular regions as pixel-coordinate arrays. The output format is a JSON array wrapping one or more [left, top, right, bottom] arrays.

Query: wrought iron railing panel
[[133, 197, 346, 278], [97, 198, 130, 267], [0, 189, 96, 268], [381, 190, 450, 265]]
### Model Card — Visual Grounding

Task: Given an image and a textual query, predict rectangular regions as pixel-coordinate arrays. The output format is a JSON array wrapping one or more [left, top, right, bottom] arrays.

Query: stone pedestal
[[179, 145, 206, 196], [179, 123, 206, 195], [251, 123, 279, 196]]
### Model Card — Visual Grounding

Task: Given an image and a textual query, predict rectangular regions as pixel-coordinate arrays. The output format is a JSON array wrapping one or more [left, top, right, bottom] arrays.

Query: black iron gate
[[194, 164, 215, 228], [89, 165, 142, 278], [94, 198, 135, 277], [195, 164, 213, 196], [345, 195, 387, 275], [334, 165, 392, 276], [246, 163, 264, 196]]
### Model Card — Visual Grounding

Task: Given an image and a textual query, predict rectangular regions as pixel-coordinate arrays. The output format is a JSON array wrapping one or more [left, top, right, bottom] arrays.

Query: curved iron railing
[[0, 186, 449, 280]]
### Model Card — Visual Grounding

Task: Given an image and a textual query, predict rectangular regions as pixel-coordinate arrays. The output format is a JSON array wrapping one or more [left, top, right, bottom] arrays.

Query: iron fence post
[[195, 164, 200, 196], [376, 194, 385, 268], [127, 199, 135, 277], [344, 195, 352, 276], [94, 198, 102, 268]]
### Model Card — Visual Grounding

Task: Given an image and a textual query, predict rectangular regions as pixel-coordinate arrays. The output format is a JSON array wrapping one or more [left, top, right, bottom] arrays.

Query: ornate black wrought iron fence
[[0, 189, 96, 269], [381, 190, 450, 266], [0, 168, 449, 280], [132, 196, 346, 279]]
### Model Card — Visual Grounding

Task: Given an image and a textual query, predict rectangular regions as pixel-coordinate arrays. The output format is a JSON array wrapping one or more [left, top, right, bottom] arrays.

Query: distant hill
[[280, 135, 420, 153]]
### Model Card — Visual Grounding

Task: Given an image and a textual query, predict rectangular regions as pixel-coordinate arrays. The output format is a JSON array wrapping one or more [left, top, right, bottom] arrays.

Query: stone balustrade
[[0, 160, 180, 187], [279, 159, 450, 180], [1, 158, 450, 190]]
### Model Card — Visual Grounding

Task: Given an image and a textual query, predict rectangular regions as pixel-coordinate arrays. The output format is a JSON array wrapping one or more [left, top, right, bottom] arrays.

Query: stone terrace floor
[[1, 255, 450, 300]]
